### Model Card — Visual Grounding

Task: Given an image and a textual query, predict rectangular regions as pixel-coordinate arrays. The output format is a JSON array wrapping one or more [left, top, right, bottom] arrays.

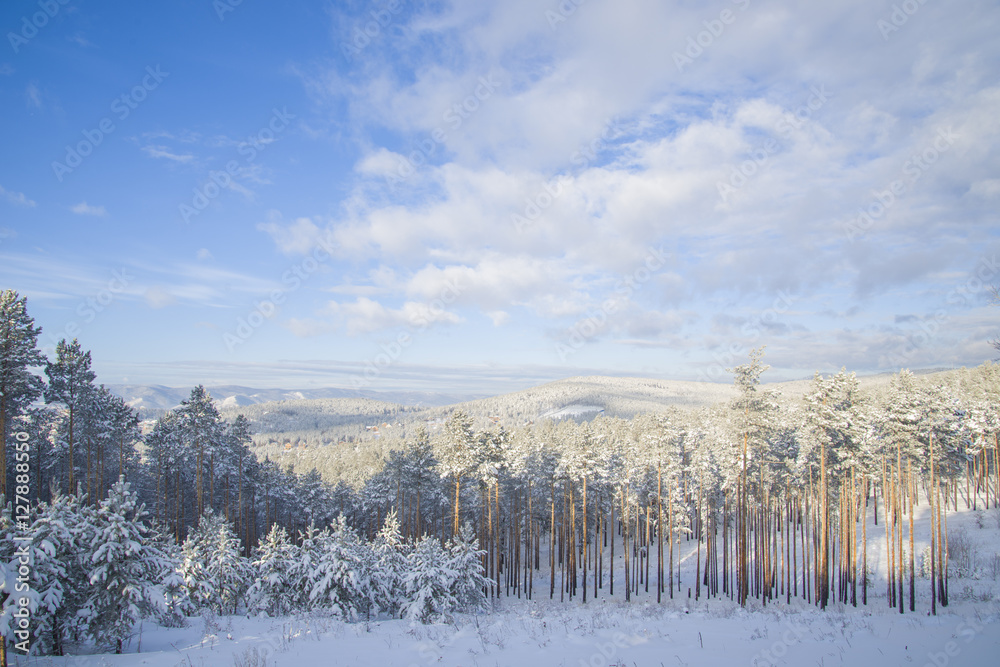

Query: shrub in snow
[[180, 509, 251, 615], [371, 510, 408, 617], [447, 523, 489, 614], [401, 523, 489, 623], [148, 520, 189, 625], [920, 546, 933, 579], [77, 478, 178, 653], [401, 534, 454, 623], [303, 516, 374, 620], [6, 490, 91, 656], [1, 484, 179, 656], [248, 524, 299, 616]]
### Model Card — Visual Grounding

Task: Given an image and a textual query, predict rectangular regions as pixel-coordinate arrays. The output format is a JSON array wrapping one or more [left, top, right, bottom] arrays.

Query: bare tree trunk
[[582, 476, 588, 603], [908, 459, 915, 612], [622, 483, 630, 601], [657, 465, 663, 603]]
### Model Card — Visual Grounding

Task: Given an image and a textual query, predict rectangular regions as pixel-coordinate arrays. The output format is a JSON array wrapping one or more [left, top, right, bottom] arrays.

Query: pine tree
[[435, 411, 481, 538], [0, 290, 46, 500], [371, 510, 408, 617], [177, 387, 225, 519], [248, 524, 298, 616], [179, 509, 250, 614], [44, 339, 96, 498], [402, 532, 456, 623], [306, 516, 372, 620], [22, 490, 91, 656], [447, 522, 489, 613], [78, 478, 177, 653]]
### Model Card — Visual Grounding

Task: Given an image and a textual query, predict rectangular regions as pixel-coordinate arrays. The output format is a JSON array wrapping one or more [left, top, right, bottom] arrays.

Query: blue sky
[[1, 0, 998, 396]]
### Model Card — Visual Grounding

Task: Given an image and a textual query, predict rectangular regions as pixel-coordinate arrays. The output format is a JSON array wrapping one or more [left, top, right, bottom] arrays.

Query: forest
[[1, 288, 999, 660]]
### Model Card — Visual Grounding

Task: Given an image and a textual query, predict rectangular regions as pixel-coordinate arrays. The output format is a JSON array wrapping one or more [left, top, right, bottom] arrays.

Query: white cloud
[[71, 202, 107, 216], [325, 296, 462, 335], [196, 248, 213, 260], [144, 286, 177, 309], [257, 213, 326, 255], [486, 310, 508, 326], [141, 145, 195, 162], [24, 83, 41, 109], [68, 33, 93, 48], [0, 185, 35, 207], [264, 0, 1000, 378]]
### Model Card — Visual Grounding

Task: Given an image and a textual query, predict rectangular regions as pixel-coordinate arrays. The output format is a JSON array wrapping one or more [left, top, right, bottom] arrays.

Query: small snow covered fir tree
[[78, 478, 177, 653], [402, 533, 454, 623], [179, 509, 250, 615], [447, 523, 489, 613], [22, 490, 91, 656], [400, 523, 487, 623], [305, 516, 373, 620], [248, 524, 299, 616], [372, 510, 408, 617]]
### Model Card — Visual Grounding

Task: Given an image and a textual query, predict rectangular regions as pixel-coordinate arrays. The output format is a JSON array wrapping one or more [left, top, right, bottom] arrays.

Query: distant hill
[[112, 368, 955, 436], [128, 368, 959, 487], [106, 384, 480, 418]]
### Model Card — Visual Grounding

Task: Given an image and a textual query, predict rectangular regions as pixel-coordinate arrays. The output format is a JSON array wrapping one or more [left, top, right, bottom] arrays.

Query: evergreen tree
[[248, 524, 298, 616], [0, 290, 46, 500], [179, 509, 249, 614], [177, 386, 225, 519], [402, 533, 455, 623], [371, 510, 408, 617], [22, 490, 91, 656], [307, 516, 372, 620], [435, 411, 480, 537], [44, 339, 96, 498], [78, 478, 176, 653], [447, 523, 489, 614]]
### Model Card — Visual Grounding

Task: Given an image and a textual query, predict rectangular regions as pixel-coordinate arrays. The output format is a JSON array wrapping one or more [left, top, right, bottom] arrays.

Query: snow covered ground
[[13, 503, 1000, 667], [14, 599, 998, 667]]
